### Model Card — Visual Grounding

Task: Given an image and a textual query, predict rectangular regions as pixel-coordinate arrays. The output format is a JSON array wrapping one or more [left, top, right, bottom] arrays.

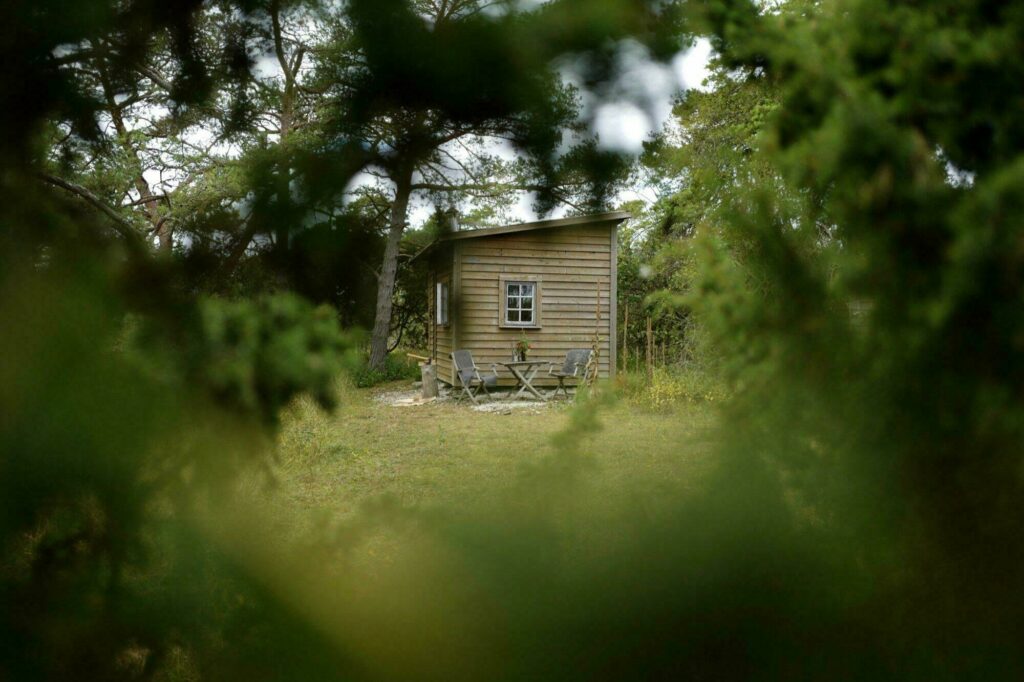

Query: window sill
[[499, 324, 542, 330]]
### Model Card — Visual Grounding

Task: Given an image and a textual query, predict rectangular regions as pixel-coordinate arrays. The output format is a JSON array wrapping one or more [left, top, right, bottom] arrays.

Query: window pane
[[507, 296, 519, 310], [508, 310, 520, 322], [520, 284, 534, 297], [506, 283, 519, 296], [520, 296, 533, 310], [521, 310, 532, 323], [436, 282, 446, 324]]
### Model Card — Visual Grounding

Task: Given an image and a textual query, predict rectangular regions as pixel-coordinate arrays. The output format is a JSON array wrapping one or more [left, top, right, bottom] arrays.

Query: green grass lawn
[[272, 379, 719, 527], [194, 381, 730, 679]]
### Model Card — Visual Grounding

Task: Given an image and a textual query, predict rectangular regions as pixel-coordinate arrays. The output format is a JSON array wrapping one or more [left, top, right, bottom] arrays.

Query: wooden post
[[584, 281, 602, 388], [622, 304, 629, 375], [646, 316, 653, 383], [420, 363, 439, 399]]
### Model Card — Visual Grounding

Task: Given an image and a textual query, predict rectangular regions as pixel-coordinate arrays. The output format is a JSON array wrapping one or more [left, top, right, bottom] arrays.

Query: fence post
[[646, 316, 653, 383], [622, 304, 629, 374]]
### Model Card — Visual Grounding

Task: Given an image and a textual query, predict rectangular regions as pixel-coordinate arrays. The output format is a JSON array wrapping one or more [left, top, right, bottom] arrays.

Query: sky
[[138, 31, 714, 234], [406, 38, 714, 228], [593, 38, 713, 153]]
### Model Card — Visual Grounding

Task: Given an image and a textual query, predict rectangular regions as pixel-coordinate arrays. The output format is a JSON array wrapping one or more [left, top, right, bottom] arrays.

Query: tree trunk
[[98, 63, 169, 252], [368, 167, 413, 370]]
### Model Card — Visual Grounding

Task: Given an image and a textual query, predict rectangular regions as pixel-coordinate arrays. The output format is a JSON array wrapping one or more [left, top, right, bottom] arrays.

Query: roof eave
[[409, 210, 631, 263], [439, 210, 631, 242]]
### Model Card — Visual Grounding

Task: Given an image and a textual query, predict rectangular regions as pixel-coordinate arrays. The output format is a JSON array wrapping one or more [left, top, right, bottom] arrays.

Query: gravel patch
[[469, 399, 551, 414], [373, 388, 452, 407], [373, 385, 553, 413]]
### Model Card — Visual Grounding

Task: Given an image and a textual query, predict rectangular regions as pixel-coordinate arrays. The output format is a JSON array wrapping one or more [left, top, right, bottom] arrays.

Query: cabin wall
[[427, 249, 454, 384], [452, 224, 615, 386]]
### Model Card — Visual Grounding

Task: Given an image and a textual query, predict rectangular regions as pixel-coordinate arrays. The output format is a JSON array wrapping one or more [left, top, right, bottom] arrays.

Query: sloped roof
[[440, 210, 630, 241], [410, 211, 630, 262]]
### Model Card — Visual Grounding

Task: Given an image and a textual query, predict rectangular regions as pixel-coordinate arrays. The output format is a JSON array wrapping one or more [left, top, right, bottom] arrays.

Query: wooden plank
[[460, 246, 611, 261], [461, 306, 608, 319], [461, 282, 610, 294], [541, 297, 612, 304], [460, 320, 610, 332], [462, 258, 610, 268], [543, 303, 611, 311], [463, 236, 612, 250], [461, 263, 611, 276], [452, 241, 463, 386], [462, 337, 610, 345], [461, 301, 611, 313], [461, 326, 611, 335], [461, 298, 610, 308], [463, 243, 610, 255], [473, 235, 612, 247], [536, 288, 612, 296], [478, 359, 610, 369], [427, 269, 435, 362], [464, 336, 610, 345], [461, 329, 609, 338], [461, 254, 610, 268], [461, 277, 611, 287], [460, 286, 610, 296], [462, 344, 610, 352], [460, 289, 611, 301], [460, 302, 610, 313], [532, 278, 611, 287], [609, 223, 618, 376]]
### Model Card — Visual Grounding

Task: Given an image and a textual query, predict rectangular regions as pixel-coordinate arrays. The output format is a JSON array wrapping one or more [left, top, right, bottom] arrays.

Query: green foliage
[[7, 0, 1024, 679], [622, 367, 727, 412], [616, 209, 699, 370], [619, 59, 783, 375], [674, 0, 1024, 674], [0, 258, 348, 679], [192, 294, 356, 422], [351, 352, 421, 388]]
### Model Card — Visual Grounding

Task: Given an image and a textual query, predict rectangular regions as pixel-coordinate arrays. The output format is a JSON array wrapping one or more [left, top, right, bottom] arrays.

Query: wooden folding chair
[[451, 350, 499, 404], [546, 349, 592, 399]]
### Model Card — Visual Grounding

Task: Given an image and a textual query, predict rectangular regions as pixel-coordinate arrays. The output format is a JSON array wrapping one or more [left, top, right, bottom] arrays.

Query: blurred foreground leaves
[[3, 0, 1024, 680]]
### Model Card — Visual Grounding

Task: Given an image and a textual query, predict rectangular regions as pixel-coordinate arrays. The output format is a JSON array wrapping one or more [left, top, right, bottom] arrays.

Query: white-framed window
[[500, 278, 541, 328], [435, 278, 449, 326]]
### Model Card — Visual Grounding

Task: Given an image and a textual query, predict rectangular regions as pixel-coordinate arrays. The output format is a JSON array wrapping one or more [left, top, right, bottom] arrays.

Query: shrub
[[351, 352, 421, 388]]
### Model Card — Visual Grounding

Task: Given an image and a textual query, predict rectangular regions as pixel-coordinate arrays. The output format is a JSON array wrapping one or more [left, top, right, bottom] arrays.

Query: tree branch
[[36, 172, 142, 244], [135, 64, 174, 93]]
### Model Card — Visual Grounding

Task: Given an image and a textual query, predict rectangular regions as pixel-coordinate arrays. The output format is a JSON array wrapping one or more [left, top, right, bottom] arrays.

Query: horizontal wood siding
[[428, 250, 454, 383], [454, 224, 613, 387]]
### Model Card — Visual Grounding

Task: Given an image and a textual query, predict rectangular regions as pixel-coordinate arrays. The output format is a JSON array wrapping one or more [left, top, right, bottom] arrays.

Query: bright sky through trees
[[405, 37, 713, 226]]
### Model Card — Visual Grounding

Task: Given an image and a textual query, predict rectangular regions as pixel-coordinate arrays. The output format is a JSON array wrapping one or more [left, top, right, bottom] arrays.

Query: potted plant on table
[[514, 333, 532, 362]]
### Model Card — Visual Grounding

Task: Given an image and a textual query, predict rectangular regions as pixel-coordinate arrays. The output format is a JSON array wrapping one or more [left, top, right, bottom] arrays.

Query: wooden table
[[499, 360, 548, 402]]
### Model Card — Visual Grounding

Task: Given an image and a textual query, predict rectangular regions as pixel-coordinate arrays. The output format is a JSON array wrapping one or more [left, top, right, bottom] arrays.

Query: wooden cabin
[[421, 211, 629, 387]]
